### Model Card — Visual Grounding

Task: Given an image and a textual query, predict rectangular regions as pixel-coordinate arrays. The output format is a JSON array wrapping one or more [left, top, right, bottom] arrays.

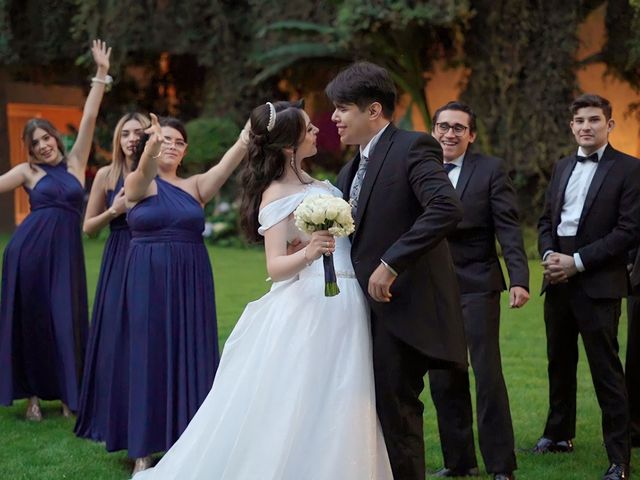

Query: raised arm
[[194, 123, 250, 204], [83, 166, 127, 237], [0, 163, 28, 194], [67, 40, 111, 179], [124, 114, 164, 203]]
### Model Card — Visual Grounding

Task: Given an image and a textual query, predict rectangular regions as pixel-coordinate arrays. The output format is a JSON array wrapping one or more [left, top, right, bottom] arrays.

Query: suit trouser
[[429, 291, 516, 474], [543, 282, 630, 464], [371, 314, 430, 480], [626, 295, 640, 444]]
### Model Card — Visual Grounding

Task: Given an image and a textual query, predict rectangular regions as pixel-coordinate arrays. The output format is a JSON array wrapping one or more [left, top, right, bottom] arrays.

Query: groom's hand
[[368, 264, 397, 302]]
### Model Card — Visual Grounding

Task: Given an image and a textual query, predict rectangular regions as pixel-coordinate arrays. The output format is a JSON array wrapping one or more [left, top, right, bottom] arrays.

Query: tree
[[599, 0, 640, 116], [252, 0, 472, 129], [0, 0, 84, 81], [461, 0, 604, 221]]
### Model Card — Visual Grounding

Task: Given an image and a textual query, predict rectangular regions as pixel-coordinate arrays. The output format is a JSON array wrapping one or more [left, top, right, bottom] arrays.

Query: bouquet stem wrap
[[323, 253, 339, 296]]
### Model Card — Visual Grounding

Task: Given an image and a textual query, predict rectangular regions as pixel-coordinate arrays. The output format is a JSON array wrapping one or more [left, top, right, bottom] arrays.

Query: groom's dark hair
[[325, 61, 397, 119]]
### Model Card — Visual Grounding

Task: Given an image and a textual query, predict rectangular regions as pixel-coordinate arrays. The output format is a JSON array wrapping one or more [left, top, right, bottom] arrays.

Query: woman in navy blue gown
[[74, 112, 149, 440], [0, 40, 111, 421], [104, 114, 249, 474]]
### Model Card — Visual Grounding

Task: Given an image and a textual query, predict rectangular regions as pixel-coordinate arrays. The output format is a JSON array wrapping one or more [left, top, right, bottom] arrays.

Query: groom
[[328, 62, 467, 480]]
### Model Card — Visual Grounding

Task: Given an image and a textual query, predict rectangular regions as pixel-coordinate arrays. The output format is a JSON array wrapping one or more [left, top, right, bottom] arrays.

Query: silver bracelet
[[91, 74, 113, 85], [91, 74, 113, 92]]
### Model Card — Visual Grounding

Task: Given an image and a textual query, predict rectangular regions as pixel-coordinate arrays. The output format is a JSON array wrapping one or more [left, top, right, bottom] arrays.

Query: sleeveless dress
[[0, 161, 88, 411], [134, 181, 393, 480], [75, 177, 131, 440], [105, 176, 219, 458]]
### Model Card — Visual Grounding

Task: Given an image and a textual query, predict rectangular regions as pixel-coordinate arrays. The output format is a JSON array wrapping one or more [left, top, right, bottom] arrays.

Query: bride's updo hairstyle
[[240, 99, 307, 243]]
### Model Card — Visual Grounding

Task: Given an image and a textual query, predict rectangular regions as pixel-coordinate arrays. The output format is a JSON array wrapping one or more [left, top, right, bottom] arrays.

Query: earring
[[290, 152, 295, 169]]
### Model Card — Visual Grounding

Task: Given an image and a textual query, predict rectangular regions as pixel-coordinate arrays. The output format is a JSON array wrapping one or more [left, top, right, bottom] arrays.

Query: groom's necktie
[[443, 162, 457, 174], [349, 154, 369, 216]]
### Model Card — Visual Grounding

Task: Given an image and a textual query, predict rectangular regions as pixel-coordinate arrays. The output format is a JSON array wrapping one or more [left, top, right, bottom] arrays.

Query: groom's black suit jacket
[[337, 124, 467, 367], [538, 144, 640, 302]]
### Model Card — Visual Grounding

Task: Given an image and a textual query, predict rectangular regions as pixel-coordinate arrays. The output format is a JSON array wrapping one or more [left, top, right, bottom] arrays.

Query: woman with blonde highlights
[[74, 112, 149, 441], [104, 113, 248, 475]]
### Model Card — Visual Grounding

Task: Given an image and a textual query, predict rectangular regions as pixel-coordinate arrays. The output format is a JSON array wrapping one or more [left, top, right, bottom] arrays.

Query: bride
[[133, 100, 392, 479]]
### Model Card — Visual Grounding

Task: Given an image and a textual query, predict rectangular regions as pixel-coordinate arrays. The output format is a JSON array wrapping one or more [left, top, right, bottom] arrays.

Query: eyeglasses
[[163, 137, 187, 149], [435, 122, 469, 136]]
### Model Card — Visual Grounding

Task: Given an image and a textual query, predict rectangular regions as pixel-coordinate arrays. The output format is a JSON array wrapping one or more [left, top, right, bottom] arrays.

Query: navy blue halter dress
[[75, 177, 131, 440], [0, 161, 88, 410], [105, 177, 219, 458]]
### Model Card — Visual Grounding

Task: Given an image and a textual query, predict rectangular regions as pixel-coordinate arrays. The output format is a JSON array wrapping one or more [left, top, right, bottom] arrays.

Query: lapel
[[553, 156, 577, 230], [577, 145, 615, 230], [353, 124, 395, 229], [341, 153, 360, 202], [455, 151, 476, 198]]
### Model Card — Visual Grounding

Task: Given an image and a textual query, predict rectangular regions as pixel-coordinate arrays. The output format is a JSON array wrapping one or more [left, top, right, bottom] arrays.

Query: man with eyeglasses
[[428, 101, 529, 480]]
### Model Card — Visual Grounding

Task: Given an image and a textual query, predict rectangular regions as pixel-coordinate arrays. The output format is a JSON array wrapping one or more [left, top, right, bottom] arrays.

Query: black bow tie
[[576, 153, 599, 163]]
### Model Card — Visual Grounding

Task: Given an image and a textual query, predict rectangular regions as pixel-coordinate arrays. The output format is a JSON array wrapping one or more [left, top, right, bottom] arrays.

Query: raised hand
[[146, 113, 163, 141], [239, 118, 252, 146], [143, 113, 164, 157], [91, 39, 111, 74]]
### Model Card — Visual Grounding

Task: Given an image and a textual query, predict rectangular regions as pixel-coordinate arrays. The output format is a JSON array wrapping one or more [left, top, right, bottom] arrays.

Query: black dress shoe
[[531, 436, 574, 454], [432, 467, 480, 477], [603, 463, 628, 480], [494, 474, 515, 480]]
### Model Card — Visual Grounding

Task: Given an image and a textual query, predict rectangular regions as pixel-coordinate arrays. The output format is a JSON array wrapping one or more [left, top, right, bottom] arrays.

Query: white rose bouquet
[[294, 194, 355, 296]]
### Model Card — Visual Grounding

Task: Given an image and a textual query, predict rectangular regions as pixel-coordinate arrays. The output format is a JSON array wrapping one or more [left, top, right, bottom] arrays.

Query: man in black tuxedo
[[536, 94, 640, 480], [327, 62, 467, 480], [626, 249, 640, 448], [428, 102, 529, 480]]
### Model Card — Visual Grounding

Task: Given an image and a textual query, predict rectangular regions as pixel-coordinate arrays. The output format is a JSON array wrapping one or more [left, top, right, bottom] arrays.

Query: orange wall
[[576, 4, 640, 156], [409, 4, 640, 157]]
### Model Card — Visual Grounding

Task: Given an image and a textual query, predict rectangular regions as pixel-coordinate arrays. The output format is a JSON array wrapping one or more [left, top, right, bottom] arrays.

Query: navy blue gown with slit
[[75, 177, 131, 440], [0, 161, 88, 410], [105, 176, 219, 458]]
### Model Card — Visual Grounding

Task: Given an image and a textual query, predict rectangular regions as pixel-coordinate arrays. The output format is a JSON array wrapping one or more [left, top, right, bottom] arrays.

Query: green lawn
[[0, 235, 638, 479]]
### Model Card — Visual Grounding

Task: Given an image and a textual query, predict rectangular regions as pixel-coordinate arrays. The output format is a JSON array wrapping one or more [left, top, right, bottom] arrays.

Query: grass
[[0, 234, 638, 479]]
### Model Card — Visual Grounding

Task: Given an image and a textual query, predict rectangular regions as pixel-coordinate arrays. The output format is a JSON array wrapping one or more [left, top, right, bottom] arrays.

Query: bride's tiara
[[266, 102, 277, 132]]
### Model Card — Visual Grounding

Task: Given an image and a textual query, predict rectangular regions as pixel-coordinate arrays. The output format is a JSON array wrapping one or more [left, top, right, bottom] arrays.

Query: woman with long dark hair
[[0, 40, 111, 420], [133, 101, 392, 480], [74, 112, 149, 441], [104, 113, 248, 475]]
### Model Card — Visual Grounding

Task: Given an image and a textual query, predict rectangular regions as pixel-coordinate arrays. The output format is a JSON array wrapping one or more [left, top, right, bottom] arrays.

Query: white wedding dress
[[133, 181, 393, 480]]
